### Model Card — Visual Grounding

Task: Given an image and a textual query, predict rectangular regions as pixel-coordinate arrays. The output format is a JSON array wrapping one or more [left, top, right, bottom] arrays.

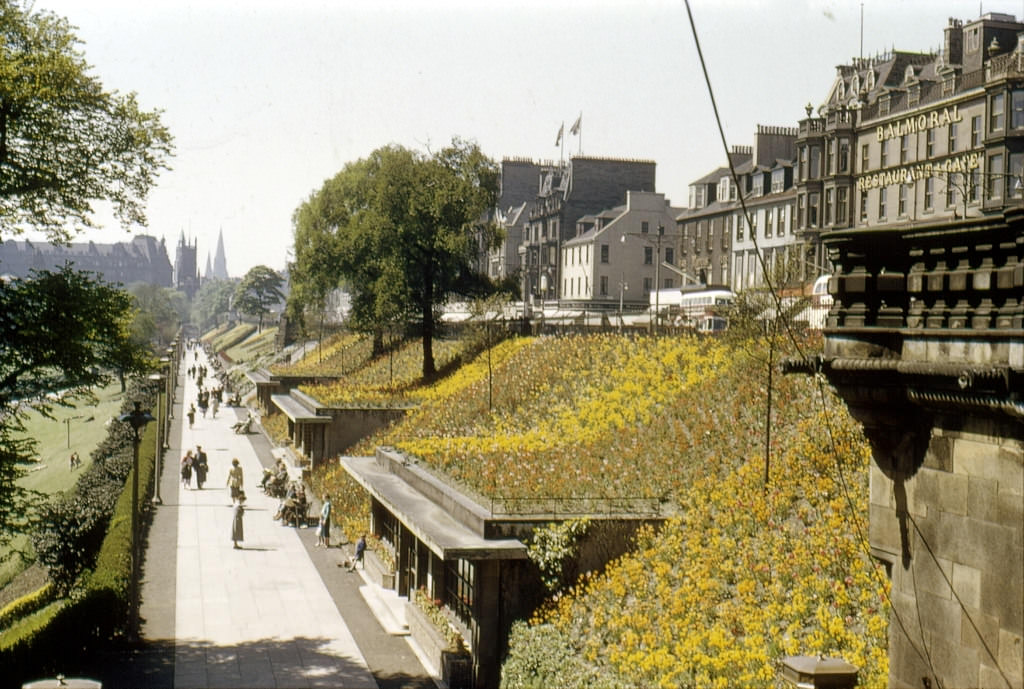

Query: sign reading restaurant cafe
[[856, 152, 982, 191]]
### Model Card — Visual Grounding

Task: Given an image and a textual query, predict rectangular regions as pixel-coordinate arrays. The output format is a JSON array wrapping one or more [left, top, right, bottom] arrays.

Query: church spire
[[214, 228, 229, 279]]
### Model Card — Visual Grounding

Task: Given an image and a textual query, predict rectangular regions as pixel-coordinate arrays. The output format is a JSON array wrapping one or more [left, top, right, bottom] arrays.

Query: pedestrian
[[195, 445, 208, 489], [226, 458, 244, 503], [69, 451, 80, 470], [181, 450, 194, 489], [211, 396, 220, 419], [316, 494, 331, 547], [187, 404, 195, 429], [354, 534, 366, 569], [232, 491, 246, 549]]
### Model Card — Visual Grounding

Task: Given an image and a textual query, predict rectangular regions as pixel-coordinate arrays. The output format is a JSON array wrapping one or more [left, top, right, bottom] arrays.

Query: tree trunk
[[421, 277, 436, 381]]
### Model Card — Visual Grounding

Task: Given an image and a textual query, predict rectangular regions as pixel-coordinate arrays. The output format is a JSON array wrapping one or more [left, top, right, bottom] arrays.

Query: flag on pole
[[570, 113, 582, 135], [555, 122, 564, 147]]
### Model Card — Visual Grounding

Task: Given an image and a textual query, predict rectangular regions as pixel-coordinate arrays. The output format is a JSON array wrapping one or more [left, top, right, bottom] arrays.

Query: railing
[[486, 495, 669, 519]]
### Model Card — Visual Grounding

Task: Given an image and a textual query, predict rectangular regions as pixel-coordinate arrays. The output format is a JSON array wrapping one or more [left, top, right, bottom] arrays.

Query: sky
[[26, 0, 1018, 278]]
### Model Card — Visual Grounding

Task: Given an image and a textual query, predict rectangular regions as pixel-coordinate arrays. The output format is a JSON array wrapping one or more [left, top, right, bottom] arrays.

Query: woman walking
[[316, 494, 331, 548], [232, 492, 246, 549], [226, 458, 244, 504], [181, 450, 194, 489]]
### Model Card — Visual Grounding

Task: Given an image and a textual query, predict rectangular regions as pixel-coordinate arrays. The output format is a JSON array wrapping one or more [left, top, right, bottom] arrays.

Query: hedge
[[0, 384, 158, 684]]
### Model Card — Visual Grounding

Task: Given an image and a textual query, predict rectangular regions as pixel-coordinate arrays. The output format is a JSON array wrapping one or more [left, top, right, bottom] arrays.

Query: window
[[600, 275, 608, 296], [878, 187, 888, 219], [808, 192, 820, 227], [766, 208, 774, 237], [643, 277, 652, 293], [991, 93, 1005, 132], [926, 129, 935, 158], [810, 147, 820, 177], [880, 139, 889, 167], [445, 559, 475, 629], [860, 191, 868, 222], [752, 175, 764, 196], [972, 115, 983, 147], [924, 177, 934, 210], [751, 212, 758, 236], [1011, 152, 1024, 198], [772, 169, 785, 193], [970, 168, 981, 202], [946, 173, 956, 207], [644, 246, 653, 265], [641, 221, 650, 234], [949, 122, 958, 153], [837, 188, 848, 225], [706, 220, 713, 250], [736, 213, 745, 241], [663, 277, 673, 289], [1013, 90, 1024, 128], [839, 139, 850, 172], [989, 153, 1004, 199], [879, 95, 890, 116], [800, 147, 808, 181], [665, 247, 675, 265], [600, 244, 609, 264], [900, 134, 910, 164], [898, 184, 908, 216], [824, 189, 833, 226], [861, 143, 870, 173], [826, 140, 835, 174], [778, 205, 787, 235]]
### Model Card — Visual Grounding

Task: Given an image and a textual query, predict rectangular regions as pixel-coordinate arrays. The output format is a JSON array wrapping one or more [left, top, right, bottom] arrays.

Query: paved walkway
[[105, 346, 433, 689]]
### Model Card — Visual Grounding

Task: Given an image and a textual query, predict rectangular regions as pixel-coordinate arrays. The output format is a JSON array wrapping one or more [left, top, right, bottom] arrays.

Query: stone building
[[482, 158, 543, 283], [520, 156, 656, 305], [794, 12, 1024, 688], [174, 232, 200, 299], [0, 234, 173, 287], [559, 190, 684, 314]]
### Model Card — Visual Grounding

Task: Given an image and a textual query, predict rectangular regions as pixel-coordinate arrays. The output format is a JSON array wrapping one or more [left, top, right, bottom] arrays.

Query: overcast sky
[[29, 0, 1013, 278]]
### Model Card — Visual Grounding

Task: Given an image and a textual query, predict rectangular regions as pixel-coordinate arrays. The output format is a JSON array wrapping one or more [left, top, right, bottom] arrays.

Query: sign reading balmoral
[[856, 152, 982, 191], [875, 105, 963, 142]]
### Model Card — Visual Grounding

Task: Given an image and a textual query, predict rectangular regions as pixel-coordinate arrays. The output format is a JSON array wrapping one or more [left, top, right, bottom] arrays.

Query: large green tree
[[0, 1, 172, 553], [0, 0, 173, 241], [0, 268, 148, 552], [193, 278, 239, 331], [291, 138, 500, 379], [234, 265, 284, 332]]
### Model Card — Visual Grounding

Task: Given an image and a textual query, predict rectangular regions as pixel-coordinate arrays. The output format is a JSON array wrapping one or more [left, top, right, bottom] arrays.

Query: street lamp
[[618, 274, 628, 332], [148, 373, 166, 504], [118, 401, 154, 641]]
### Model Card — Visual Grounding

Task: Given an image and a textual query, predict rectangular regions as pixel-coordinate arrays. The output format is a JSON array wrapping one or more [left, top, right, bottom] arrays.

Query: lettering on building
[[855, 153, 982, 191], [875, 105, 963, 142]]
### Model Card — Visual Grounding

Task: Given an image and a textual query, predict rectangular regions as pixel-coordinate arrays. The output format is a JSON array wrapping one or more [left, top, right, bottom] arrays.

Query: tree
[[292, 138, 500, 379], [192, 278, 238, 331], [234, 265, 284, 332], [0, 0, 173, 242], [0, 267, 149, 553]]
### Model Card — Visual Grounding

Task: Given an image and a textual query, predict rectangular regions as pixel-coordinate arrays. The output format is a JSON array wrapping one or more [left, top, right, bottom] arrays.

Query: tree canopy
[[0, 0, 173, 241], [0, 267, 149, 552], [290, 138, 500, 379], [234, 265, 284, 332]]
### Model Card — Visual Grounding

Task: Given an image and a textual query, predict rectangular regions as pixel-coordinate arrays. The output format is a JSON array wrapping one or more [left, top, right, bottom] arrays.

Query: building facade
[[559, 191, 684, 313], [174, 232, 200, 299], [520, 156, 656, 305], [800, 13, 1024, 689], [0, 234, 173, 287]]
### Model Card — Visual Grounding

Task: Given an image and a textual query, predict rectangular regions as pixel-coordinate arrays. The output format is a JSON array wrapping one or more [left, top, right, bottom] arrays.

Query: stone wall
[[870, 415, 1023, 689]]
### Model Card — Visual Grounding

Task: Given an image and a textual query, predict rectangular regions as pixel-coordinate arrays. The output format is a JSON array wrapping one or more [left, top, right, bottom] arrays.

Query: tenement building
[[791, 12, 1024, 689], [0, 234, 173, 287], [519, 156, 655, 305]]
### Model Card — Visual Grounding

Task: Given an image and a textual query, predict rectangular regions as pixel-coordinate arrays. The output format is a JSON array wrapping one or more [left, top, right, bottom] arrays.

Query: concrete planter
[[364, 549, 395, 590], [406, 600, 471, 689]]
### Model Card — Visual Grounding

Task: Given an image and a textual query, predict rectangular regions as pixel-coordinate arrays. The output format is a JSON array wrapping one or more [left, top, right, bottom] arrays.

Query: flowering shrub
[[300, 337, 472, 407], [270, 332, 375, 377], [305, 332, 888, 686], [412, 587, 466, 652]]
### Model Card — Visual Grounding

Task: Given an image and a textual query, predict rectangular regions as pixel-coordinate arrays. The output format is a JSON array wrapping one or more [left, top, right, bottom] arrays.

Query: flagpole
[[560, 121, 565, 165]]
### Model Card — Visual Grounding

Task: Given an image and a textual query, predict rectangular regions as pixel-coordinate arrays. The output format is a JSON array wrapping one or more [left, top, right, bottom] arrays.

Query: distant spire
[[214, 228, 229, 279], [204, 252, 213, 280]]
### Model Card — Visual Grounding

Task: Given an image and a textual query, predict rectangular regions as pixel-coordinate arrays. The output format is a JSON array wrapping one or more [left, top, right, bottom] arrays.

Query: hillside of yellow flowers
[[304, 332, 888, 687]]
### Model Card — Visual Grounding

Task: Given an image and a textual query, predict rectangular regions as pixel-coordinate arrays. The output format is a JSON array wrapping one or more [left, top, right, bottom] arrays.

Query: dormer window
[[866, 70, 875, 91], [850, 74, 859, 97], [904, 65, 916, 84], [942, 75, 956, 97], [879, 94, 891, 116], [908, 84, 921, 107], [837, 79, 846, 100], [752, 175, 764, 197]]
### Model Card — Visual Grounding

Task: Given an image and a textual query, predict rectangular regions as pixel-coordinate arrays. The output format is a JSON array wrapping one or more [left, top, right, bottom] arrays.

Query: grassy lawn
[[0, 382, 125, 588]]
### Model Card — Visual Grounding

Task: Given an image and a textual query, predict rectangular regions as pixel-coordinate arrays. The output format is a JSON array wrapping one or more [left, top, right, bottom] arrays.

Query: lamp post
[[618, 274, 628, 332], [148, 373, 166, 504], [119, 401, 154, 641]]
